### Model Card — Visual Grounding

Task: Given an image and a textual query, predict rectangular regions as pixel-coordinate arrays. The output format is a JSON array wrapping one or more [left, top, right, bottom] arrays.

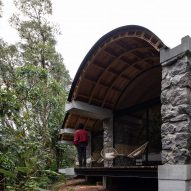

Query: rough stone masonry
[[103, 118, 113, 167], [161, 36, 191, 164]]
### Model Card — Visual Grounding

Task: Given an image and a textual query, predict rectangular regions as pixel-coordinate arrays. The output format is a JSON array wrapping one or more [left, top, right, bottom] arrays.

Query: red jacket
[[73, 129, 88, 146]]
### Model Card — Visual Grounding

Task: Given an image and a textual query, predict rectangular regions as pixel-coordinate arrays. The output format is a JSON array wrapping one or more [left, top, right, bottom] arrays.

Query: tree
[[0, 0, 72, 190], [11, 0, 71, 165], [0, 0, 2, 17]]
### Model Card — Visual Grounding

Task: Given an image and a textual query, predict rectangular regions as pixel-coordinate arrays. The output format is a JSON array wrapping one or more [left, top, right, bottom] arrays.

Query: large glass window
[[114, 104, 161, 164]]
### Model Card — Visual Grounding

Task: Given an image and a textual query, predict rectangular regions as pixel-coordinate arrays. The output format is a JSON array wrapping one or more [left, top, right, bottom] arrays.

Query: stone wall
[[161, 53, 191, 164], [103, 118, 113, 167], [159, 36, 191, 191]]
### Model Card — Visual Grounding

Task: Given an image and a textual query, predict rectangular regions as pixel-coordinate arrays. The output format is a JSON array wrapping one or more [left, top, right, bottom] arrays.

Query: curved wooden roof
[[62, 25, 166, 135]]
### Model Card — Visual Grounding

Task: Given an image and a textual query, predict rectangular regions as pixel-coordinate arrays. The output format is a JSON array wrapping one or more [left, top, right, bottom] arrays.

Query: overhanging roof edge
[[65, 100, 113, 120]]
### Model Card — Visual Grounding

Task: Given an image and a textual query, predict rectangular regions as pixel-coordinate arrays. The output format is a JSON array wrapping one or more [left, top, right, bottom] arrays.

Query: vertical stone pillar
[[103, 117, 113, 167], [159, 36, 191, 191], [161, 36, 191, 164], [86, 132, 91, 166]]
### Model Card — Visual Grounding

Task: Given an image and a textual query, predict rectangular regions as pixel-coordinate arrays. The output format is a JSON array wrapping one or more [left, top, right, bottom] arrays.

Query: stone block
[[159, 179, 191, 191], [161, 120, 191, 136], [65, 168, 75, 176], [161, 88, 191, 106], [161, 123, 175, 135], [171, 58, 191, 76], [169, 114, 190, 123], [161, 78, 171, 90], [161, 71, 191, 90], [158, 165, 191, 180], [171, 72, 191, 89], [175, 133, 190, 143], [173, 149, 191, 164], [162, 66, 168, 80], [161, 105, 179, 122], [161, 135, 175, 150], [161, 151, 172, 164], [158, 165, 191, 190]]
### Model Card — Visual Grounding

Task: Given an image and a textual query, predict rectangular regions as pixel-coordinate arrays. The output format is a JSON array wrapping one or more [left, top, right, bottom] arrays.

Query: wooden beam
[[65, 100, 113, 120]]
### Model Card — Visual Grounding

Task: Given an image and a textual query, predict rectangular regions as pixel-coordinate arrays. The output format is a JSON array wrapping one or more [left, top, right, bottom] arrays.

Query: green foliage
[[14, 0, 52, 17], [57, 144, 76, 168], [0, 0, 72, 190], [0, 168, 16, 179], [0, 89, 21, 117]]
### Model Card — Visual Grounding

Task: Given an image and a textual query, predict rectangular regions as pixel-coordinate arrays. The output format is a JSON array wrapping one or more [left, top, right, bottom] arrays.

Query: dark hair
[[77, 123, 84, 129]]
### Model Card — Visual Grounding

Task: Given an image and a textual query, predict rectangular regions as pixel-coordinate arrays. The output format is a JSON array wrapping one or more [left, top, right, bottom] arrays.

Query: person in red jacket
[[74, 123, 88, 167]]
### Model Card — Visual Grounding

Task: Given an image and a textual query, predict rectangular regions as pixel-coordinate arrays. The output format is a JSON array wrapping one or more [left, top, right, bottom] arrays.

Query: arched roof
[[62, 25, 166, 134]]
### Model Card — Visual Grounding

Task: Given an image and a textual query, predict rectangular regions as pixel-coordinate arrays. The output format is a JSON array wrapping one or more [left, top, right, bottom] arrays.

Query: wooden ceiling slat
[[133, 63, 143, 71], [103, 48, 118, 58], [93, 61, 106, 71], [84, 77, 121, 92], [78, 94, 113, 106], [61, 116, 99, 133], [107, 66, 121, 75], [101, 56, 159, 107], [115, 40, 133, 51], [120, 56, 132, 65], [88, 46, 154, 105], [73, 44, 108, 100], [120, 74, 131, 81], [132, 51, 145, 60], [114, 64, 160, 108], [84, 118, 90, 129]]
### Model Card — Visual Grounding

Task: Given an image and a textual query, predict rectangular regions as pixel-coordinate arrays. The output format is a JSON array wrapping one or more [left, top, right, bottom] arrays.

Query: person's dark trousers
[[77, 142, 87, 167]]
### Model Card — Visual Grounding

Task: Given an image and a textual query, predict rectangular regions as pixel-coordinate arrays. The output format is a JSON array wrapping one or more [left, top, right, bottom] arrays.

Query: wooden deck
[[74, 166, 158, 178]]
